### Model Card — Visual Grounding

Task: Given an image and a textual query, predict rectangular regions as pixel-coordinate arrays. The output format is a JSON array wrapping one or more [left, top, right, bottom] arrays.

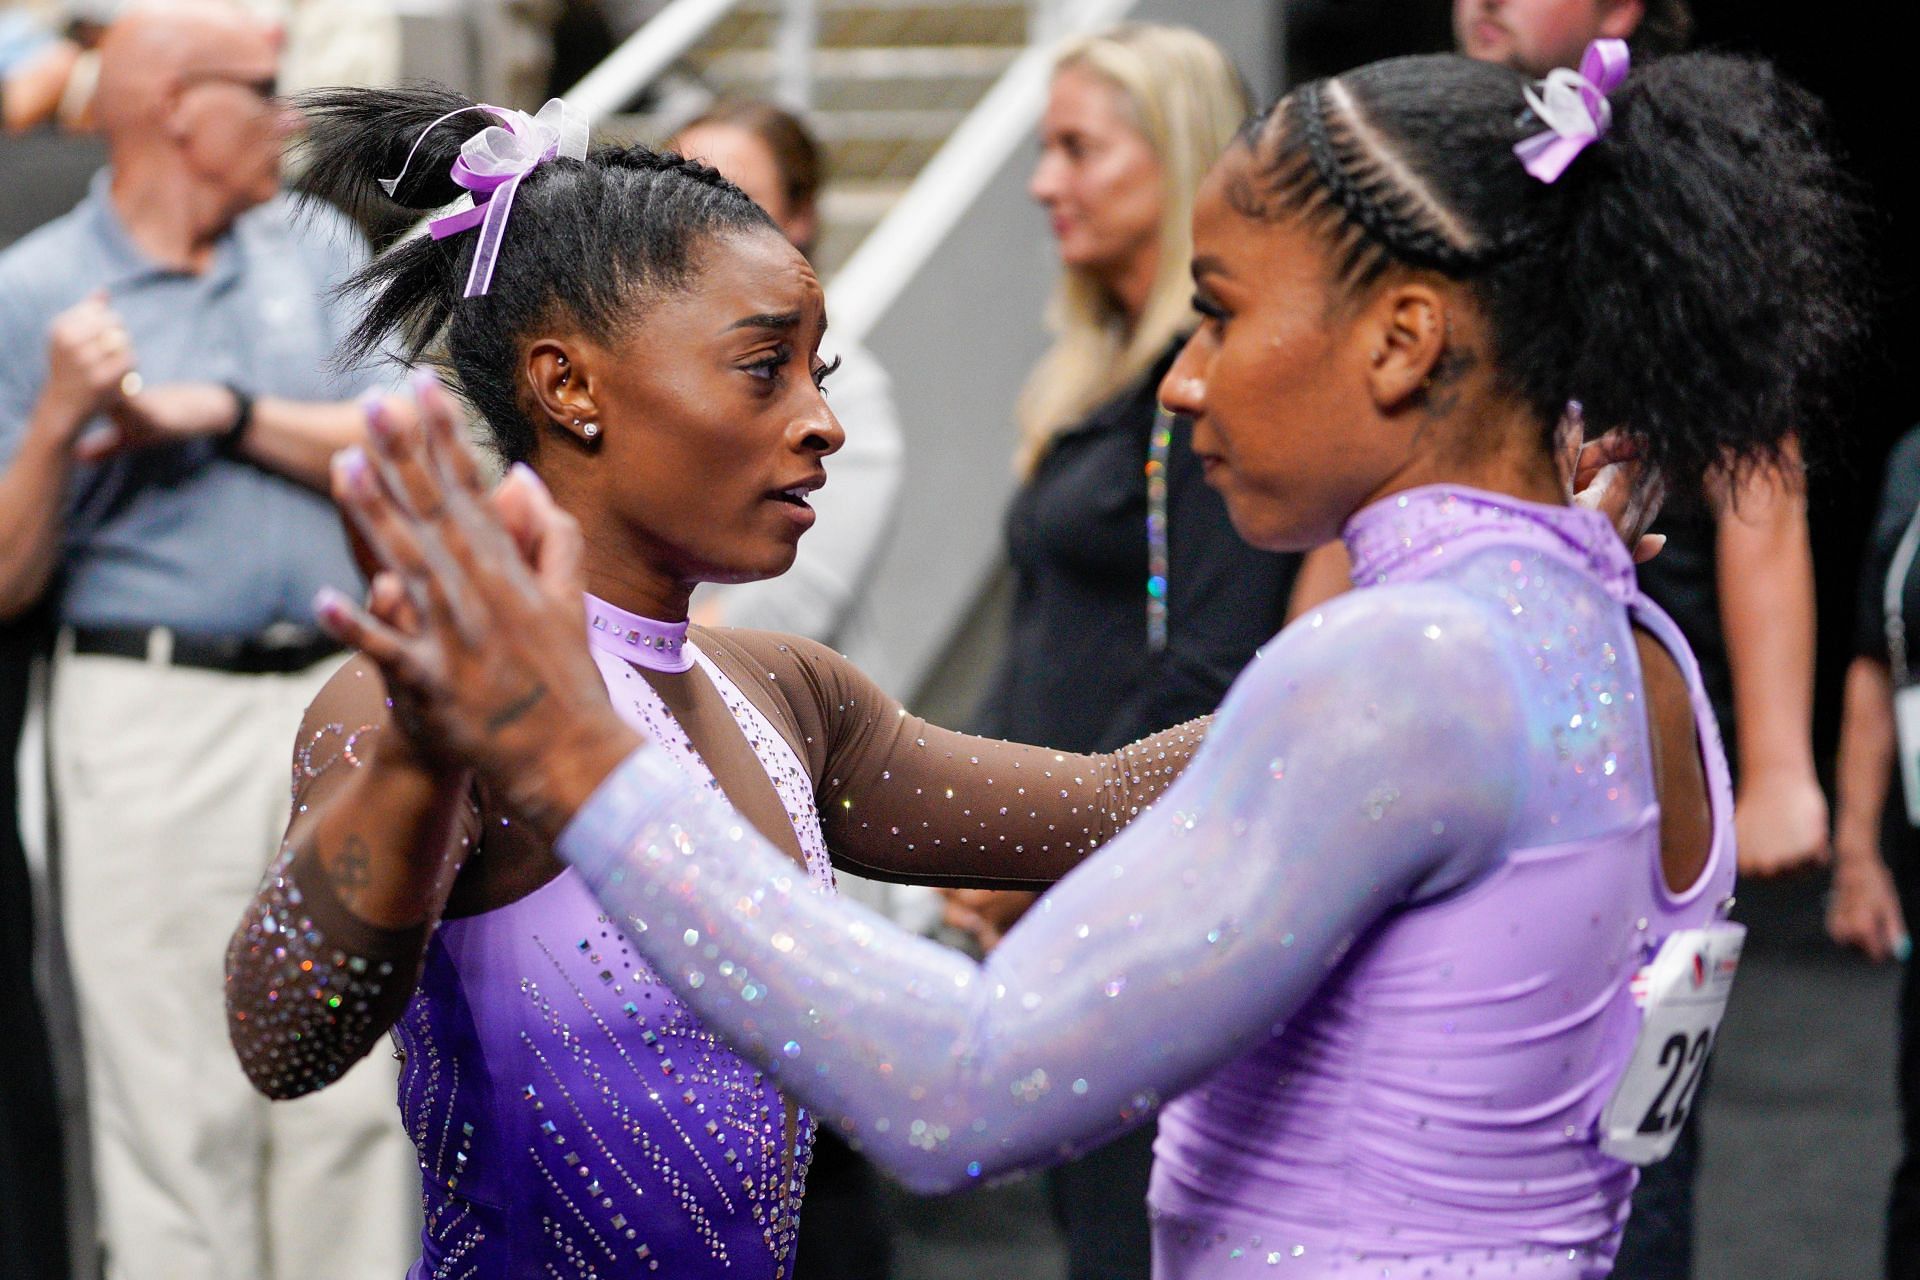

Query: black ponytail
[[1239, 52, 1865, 494], [295, 82, 776, 463]]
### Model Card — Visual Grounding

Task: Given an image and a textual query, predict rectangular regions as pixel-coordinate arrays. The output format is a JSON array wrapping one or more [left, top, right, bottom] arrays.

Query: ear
[[525, 338, 603, 446], [1596, 0, 1646, 40], [1361, 282, 1449, 415]]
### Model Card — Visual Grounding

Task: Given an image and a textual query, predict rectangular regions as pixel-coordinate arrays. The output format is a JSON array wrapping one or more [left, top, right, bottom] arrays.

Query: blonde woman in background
[[956, 24, 1307, 1280]]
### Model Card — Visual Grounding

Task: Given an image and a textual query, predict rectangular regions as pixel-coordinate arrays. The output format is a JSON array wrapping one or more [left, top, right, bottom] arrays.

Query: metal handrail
[[563, 0, 742, 121], [827, 0, 1134, 344]]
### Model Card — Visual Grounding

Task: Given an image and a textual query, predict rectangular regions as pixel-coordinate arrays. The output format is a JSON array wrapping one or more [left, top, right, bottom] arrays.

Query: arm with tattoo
[[224, 654, 479, 1100]]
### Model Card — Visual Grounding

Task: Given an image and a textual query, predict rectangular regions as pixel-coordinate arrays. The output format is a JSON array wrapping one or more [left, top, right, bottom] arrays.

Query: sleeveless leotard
[[552, 486, 1737, 1278]]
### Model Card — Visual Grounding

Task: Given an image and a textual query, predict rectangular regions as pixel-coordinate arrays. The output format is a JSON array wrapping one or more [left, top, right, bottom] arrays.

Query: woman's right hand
[[314, 377, 641, 841]]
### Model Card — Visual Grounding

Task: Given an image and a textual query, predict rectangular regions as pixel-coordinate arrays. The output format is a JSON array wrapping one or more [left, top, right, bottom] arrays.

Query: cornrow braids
[[296, 83, 779, 464], [1236, 52, 1863, 497]]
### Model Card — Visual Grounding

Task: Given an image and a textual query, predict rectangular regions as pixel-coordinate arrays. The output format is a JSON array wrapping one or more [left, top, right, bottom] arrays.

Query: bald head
[[95, 0, 292, 232], [96, 1, 277, 140]]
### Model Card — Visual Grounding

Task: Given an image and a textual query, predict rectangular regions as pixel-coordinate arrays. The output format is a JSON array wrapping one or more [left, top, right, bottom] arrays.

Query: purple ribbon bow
[[381, 99, 590, 298], [1512, 39, 1630, 184]]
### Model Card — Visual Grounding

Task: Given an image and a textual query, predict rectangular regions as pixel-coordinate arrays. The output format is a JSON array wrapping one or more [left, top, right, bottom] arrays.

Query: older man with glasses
[[0, 3, 414, 1276]]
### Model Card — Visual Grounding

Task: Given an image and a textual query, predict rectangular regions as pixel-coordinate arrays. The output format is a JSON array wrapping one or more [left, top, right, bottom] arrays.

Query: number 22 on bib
[[1597, 922, 1745, 1165]]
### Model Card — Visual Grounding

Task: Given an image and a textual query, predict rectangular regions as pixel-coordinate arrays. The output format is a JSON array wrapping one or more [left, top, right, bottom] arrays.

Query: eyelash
[[743, 350, 842, 395], [1192, 293, 1229, 324]]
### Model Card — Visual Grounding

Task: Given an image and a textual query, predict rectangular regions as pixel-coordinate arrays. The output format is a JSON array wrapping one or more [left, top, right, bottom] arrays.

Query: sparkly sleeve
[[720, 630, 1205, 887], [224, 657, 466, 1100], [555, 586, 1530, 1192]]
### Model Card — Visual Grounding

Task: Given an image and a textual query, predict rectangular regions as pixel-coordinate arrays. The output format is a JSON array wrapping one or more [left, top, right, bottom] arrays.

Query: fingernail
[[410, 367, 441, 398], [312, 586, 351, 623], [1897, 935, 1912, 964], [364, 397, 394, 442], [332, 445, 370, 491], [508, 461, 549, 496]]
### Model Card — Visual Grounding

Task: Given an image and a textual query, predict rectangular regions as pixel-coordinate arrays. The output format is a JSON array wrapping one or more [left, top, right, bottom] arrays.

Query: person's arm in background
[[1718, 447, 1829, 876], [70, 382, 367, 492], [1827, 656, 1909, 960], [697, 346, 903, 640], [0, 292, 131, 619]]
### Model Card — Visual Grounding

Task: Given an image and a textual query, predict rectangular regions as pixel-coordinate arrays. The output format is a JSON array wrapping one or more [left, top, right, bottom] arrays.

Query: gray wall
[[841, 0, 1277, 715]]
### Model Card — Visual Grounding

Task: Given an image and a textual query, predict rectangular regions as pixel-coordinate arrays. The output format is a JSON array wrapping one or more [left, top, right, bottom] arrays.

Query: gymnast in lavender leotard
[[312, 45, 1862, 1280]]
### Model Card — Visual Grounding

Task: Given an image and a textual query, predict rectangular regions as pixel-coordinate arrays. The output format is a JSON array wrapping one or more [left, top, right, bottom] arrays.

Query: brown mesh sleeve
[[701, 630, 1206, 889], [224, 656, 476, 1100]]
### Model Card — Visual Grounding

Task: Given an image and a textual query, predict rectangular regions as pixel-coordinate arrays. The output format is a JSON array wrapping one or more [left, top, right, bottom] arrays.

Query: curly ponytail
[[1239, 51, 1865, 493], [293, 82, 775, 463]]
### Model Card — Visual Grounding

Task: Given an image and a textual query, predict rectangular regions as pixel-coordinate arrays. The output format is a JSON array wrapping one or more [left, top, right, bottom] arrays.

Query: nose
[[1157, 331, 1208, 419], [1029, 148, 1063, 206], [794, 393, 844, 459]]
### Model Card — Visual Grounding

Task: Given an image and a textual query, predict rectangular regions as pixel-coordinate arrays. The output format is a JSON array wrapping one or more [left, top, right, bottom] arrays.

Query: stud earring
[[583, 422, 600, 439]]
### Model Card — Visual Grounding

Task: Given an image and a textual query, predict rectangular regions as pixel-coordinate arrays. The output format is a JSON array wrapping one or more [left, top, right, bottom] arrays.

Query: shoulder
[[1226, 582, 1526, 745], [0, 202, 99, 325], [242, 194, 369, 276]]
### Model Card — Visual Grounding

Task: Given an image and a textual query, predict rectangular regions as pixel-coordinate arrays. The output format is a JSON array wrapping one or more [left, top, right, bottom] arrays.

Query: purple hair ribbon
[[379, 98, 590, 298], [1512, 39, 1630, 184]]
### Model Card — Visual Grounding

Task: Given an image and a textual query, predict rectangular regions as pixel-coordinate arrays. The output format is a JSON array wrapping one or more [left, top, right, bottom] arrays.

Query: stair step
[[704, 43, 1020, 81]]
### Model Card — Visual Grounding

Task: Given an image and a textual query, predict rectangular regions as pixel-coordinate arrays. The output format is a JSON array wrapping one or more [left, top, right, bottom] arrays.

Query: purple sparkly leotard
[[552, 486, 1738, 1278], [227, 596, 1202, 1279], [390, 609, 836, 1278]]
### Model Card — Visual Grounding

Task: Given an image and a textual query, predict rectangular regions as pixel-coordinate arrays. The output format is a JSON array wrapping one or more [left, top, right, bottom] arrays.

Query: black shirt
[[1636, 491, 1732, 739], [1855, 426, 1920, 672], [975, 343, 1302, 753]]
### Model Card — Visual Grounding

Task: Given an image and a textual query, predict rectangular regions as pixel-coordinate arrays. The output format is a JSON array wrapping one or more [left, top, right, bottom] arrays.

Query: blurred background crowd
[[0, 1, 1913, 1278]]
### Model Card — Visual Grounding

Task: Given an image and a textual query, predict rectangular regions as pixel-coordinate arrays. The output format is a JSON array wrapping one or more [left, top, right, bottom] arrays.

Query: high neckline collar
[[585, 593, 693, 673], [1340, 484, 1635, 598]]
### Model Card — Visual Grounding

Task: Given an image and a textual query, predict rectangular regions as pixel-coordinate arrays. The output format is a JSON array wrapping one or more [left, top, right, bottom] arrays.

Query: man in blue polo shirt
[[0, 5, 413, 1276]]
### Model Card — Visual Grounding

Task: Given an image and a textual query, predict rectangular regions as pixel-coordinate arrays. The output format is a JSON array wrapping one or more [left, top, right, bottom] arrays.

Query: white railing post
[[775, 0, 818, 111]]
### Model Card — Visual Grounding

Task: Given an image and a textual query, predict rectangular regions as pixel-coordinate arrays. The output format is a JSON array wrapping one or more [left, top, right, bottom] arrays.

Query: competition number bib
[[1597, 922, 1745, 1165]]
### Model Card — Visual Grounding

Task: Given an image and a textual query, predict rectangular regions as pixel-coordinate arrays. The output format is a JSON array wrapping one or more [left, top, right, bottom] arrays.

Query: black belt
[[70, 623, 342, 675]]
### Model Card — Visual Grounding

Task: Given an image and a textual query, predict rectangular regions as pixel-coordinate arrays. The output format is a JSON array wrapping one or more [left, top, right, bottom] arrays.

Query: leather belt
[[69, 623, 342, 675]]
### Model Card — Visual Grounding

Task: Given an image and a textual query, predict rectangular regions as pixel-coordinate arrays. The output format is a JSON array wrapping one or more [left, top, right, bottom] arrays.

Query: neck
[[108, 151, 229, 273], [1360, 401, 1567, 516], [1106, 241, 1160, 331], [583, 557, 692, 624]]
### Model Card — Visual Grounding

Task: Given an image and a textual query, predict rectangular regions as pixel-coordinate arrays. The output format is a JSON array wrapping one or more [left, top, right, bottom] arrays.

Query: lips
[[767, 473, 826, 510]]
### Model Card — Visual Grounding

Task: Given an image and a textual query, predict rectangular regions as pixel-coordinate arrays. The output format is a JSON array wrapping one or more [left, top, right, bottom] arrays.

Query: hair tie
[[380, 98, 590, 298], [1513, 39, 1630, 184]]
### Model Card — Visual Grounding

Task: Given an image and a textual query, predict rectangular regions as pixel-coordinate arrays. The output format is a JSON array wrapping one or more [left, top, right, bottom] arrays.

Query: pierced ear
[[1363, 284, 1450, 414], [526, 339, 602, 445]]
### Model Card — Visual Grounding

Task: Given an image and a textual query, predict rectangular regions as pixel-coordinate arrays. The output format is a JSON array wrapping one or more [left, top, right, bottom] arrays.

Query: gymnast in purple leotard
[[222, 85, 1209, 1278], [317, 45, 1864, 1279]]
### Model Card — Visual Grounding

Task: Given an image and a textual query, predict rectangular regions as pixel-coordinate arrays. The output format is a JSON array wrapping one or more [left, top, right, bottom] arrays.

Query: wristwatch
[[219, 382, 255, 454]]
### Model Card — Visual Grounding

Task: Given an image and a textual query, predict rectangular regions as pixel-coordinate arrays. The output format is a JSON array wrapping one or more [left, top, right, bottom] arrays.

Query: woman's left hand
[[1565, 426, 1666, 564], [314, 376, 641, 839]]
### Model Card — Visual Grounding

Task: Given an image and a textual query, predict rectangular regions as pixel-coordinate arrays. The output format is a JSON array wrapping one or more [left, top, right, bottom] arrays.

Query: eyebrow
[[724, 310, 803, 334]]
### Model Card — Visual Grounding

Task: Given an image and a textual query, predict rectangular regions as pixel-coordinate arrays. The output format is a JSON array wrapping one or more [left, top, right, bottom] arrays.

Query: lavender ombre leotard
[[390, 615, 837, 1278], [552, 486, 1738, 1278]]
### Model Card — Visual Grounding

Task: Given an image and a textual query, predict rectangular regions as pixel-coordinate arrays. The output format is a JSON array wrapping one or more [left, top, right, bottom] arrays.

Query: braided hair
[[298, 83, 777, 463], [1237, 53, 1863, 495]]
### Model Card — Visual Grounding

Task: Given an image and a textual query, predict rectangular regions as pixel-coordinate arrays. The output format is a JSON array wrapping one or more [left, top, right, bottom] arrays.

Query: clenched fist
[[42, 291, 136, 440]]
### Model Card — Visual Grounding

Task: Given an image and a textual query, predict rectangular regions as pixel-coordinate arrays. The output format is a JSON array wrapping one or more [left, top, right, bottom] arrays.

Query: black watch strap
[[219, 383, 255, 453]]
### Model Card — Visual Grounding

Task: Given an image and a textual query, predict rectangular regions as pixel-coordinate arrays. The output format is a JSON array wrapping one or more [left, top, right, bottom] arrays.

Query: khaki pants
[[50, 641, 417, 1280]]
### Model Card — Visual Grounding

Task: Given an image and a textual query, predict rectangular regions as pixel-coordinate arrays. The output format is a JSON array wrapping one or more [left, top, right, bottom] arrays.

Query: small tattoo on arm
[[331, 835, 372, 894], [485, 681, 549, 732]]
